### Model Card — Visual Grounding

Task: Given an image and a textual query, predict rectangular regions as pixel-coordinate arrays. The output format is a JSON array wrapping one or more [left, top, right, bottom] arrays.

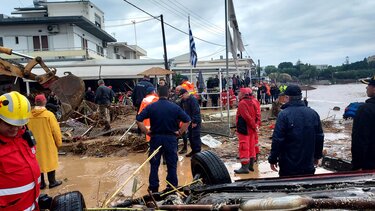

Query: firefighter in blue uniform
[[179, 88, 202, 157], [136, 86, 191, 192]]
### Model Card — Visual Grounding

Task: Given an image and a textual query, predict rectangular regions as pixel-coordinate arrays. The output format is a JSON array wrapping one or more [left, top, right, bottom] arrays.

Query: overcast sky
[[2, 0, 375, 66]]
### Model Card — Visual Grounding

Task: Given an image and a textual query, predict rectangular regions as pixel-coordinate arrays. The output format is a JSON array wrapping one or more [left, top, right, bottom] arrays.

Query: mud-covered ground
[[60, 109, 353, 164]]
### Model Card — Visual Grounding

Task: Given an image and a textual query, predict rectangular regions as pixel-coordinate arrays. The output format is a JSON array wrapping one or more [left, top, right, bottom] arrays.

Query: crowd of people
[[2, 73, 375, 210]]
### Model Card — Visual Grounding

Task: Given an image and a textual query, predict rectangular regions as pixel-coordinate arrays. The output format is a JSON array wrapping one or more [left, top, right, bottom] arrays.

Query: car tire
[[191, 150, 231, 185], [50, 191, 86, 211]]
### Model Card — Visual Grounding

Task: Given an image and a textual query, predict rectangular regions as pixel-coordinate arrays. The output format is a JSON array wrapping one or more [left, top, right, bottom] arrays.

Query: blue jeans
[[148, 135, 178, 192]]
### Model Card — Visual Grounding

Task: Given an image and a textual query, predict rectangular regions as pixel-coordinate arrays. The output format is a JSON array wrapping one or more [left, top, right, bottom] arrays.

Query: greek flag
[[189, 22, 198, 67]]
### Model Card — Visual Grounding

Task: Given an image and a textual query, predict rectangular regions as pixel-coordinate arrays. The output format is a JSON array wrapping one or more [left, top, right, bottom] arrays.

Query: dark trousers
[[148, 135, 178, 192], [188, 124, 202, 153]]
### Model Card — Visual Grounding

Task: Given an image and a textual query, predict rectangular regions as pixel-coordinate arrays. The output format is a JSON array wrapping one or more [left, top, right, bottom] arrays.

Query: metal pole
[[219, 69, 223, 120], [225, 0, 230, 132], [26, 81, 30, 96], [132, 20, 138, 59], [160, 14, 169, 70]]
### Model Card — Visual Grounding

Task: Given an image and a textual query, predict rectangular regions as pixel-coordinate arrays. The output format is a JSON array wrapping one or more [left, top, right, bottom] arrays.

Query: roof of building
[[0, 16, 116, 42], [28, 59, 165, 80]]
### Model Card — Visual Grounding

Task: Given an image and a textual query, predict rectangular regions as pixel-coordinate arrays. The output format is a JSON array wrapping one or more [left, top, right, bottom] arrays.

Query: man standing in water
[[352, 76, 375, 170], [268, 85, 324, 177], [136, 86, 191, 193]]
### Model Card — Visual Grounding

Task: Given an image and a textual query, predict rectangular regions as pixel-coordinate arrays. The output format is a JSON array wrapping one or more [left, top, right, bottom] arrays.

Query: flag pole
[[189, 16, 193, 81], [225, 0, 230, 133]]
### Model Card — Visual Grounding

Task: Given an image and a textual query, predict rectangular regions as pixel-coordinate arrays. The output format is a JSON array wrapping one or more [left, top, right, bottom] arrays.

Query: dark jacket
[[131, 79, 154, 108], [268, 100, 324, 176], [352, 97, 375, 170], [182, 95, 201, 124], [95, 85, 114, 105]]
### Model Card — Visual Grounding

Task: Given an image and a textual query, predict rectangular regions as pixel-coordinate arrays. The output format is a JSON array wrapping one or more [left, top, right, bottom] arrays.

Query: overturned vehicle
[[50, 151, 375, 210]]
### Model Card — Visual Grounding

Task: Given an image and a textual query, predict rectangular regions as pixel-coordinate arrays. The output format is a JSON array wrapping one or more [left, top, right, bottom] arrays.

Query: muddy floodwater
[[308, 83, 367, 119], [42, 155, 330, 207], [45, 83, 364, 208]]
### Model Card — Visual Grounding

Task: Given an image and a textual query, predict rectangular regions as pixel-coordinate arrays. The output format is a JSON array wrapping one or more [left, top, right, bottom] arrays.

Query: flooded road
[[43, 154, 330, 208], [45, 83, 363, 208], [308, 83, 367, 119]]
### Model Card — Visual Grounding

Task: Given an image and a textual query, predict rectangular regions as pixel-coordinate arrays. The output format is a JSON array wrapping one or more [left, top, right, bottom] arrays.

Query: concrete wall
[[47, 1, 104, 28]]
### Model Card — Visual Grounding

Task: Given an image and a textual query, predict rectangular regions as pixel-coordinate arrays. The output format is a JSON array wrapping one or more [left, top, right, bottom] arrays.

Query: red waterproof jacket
[[0, 129, 41, 211], [236, 97, 257, 132], [251, 97, 261, 127]]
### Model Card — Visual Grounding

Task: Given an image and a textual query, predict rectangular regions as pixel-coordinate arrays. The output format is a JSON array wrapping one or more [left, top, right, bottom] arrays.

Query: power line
[[200, 47, 226, 59], [148, 0, 224, 37], [123, 0, 224, 47], [163, 0, 224, 34], [106, 16, 151, 22], [105, 17, 154, 28]]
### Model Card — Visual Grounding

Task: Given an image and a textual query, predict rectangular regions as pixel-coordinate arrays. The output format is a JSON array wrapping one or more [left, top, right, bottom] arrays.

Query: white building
[[0, 0, 118, 61], [107, 42, 147, 60]]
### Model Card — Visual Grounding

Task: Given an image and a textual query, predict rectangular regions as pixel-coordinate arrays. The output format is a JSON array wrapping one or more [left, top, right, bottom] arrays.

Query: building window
[[116, 54, 120, 59], [95, 14, 101, 28], [15, 36, 19, 44], [96, 45, 103, 56], [33, 35, 48, 51], [114, 47, 119, 53], [82, 38, 88, 50], [0, 37, 3, 46]]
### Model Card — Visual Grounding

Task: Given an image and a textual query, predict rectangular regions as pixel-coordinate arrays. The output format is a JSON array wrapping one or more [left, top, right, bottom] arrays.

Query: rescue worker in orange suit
[[180, 75, 196, 95], [138, 87, 159, 142], [28, 94, 63, 189], [0, 91, 41, 210], [136, 86, 191, 193], [180, 88, 202, 157], [234, 88, 258, 174], [247, 88, 262, 162]]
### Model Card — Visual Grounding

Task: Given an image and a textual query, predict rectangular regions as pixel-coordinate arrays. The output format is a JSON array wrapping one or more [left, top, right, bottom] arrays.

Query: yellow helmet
[[0, 91, 31, 126]]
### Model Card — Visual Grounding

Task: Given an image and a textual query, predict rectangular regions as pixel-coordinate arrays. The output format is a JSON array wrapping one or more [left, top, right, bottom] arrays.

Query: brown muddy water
[[42, 154, 330, 208]]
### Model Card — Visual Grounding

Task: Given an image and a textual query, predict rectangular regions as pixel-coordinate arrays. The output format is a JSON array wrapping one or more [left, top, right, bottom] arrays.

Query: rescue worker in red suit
[[0, 91, 41, 210], [234, 88, 258, 174], [138, 87, 159, 142], [247, 88, 261, 162]]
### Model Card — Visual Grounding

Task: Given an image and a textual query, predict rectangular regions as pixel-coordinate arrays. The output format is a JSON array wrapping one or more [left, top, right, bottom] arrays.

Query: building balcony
[[0, 48, 108, 61]]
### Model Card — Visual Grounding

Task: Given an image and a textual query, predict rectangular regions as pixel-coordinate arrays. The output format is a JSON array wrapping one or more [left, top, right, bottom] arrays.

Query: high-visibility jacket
[[181, 81, 196, 95], [0, 129, 41, 211], [138, 93, 159, 141]]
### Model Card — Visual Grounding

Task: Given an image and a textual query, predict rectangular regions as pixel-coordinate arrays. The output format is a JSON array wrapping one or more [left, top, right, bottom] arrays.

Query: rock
[[333, 106, 340, 111]]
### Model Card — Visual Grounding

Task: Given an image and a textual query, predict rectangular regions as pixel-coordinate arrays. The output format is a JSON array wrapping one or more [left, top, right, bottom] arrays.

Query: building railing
[[0, 47, 108, 60]]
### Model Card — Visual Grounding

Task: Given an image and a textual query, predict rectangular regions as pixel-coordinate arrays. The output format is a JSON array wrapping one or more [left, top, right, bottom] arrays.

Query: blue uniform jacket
[[95, 85, 114, 105], [268, 100, 324, 175], [182, 95, 201, 124], [136, 98, 191, 136], [131, 79, 154, 108]]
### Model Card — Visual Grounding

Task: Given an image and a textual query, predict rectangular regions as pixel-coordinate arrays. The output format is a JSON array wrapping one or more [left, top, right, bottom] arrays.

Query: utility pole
[[257, 59, 261, 82], [160, 14, 169, 70], [132, 20, 138, 59]]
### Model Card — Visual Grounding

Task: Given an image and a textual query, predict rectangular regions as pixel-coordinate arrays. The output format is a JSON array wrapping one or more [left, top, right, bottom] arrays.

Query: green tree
[[278, 62, 293, 69], [264, 65, 278, 75]]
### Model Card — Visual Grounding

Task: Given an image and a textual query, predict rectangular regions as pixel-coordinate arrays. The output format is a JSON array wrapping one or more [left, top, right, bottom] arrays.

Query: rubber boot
[[234, 163, 250, 174], [179, 144, 187, 154], [47, 170, 62, 189], [248, 158, 255, 172], [40, 173, 46, 190], [103, 121, 111, 131], [179, 139, 188, 154]]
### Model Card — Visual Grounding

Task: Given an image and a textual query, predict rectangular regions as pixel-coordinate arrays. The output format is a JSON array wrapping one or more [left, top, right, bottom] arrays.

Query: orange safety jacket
[[0, 129, 41, 211], [138, 93, 159, 142], [181, 81, 197, 95]]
